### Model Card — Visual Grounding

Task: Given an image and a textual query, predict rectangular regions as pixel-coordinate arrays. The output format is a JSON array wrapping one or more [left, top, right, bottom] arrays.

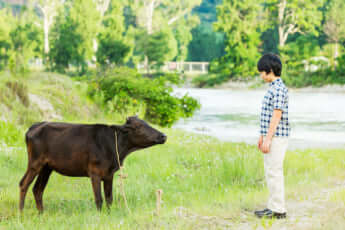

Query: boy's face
[[260, 71, 271, 82], [260, 71, 275, 83]]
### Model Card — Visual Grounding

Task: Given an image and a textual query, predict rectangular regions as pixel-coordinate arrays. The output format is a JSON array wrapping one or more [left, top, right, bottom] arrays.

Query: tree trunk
[[44, 13, 49, 55], [93, 39, 98, 63], [145, 56, 150, 74], [333, 42, 339, 69], [278, 27, 285, 47], [38, 3, 58, 67], [144, 0, 155, 74], [93, 0, 111, 63], [278, 0, 287, 47], [146, 0, 155, 35], [334, 42, 339, 60]]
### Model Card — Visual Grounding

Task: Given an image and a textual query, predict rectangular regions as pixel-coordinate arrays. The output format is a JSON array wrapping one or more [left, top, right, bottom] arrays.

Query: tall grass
[[0, 71, 124, 129]]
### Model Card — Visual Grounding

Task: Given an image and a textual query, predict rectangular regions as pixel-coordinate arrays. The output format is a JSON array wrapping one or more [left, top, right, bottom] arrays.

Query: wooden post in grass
[[156, 189, 163, 216]]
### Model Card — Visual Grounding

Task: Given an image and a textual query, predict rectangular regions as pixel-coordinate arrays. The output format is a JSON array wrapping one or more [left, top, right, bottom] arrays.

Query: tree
[[174, 17, 199, 62], [34, 0, 61, 64], [49, 0, 99, 74], [265, 0, 324, 48], [130, 0, 201, 34], [187, 0, 225, 62], [96, 36, 131, 67], [280, 35, 321, 73], [323, 0, 345, 62], [0, 8, 15, 70], [127, 0, 201, 68], [92, 0, 112, 59], [187, 22, 225, 61], [8, 6, 42, 75], [96, 0, 131, 67], [94, 0, 111, 18], [212, 0, 263, 79], [136, 28, 177, 72]]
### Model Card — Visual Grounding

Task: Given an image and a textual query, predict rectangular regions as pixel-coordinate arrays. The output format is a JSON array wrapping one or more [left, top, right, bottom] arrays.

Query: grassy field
[[0, 71, 344, 229], [0, 128, 344, 229]]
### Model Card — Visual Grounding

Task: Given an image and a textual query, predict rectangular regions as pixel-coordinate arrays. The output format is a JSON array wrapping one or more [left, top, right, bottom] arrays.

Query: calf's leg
[[91, 175, 103, 210], [19, 166, 41, 211], [103, 175, 114, 208], [33, 165, 53, 212]]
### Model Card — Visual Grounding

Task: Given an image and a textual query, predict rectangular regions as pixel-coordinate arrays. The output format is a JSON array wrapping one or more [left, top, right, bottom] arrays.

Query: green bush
[[192, 73, 230, 88], [87, 67, 200, 127], [0, 121, 23, 146], [336, 54, 345, 75], [5, 80, 29, 106], [283, 67, 345, 88]]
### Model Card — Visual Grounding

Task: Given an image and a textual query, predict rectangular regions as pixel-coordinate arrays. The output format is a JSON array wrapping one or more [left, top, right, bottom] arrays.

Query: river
[[173, 88, 345, 150]]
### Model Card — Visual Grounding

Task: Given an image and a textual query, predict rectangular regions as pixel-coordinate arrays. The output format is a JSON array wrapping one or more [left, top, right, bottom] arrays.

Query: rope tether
[[114, 130, 131, 214]]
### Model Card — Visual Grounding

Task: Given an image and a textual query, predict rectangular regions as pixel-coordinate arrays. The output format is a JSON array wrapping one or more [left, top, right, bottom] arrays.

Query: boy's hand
[[257, 136, 263, 151], [261, 137, 272, 154]]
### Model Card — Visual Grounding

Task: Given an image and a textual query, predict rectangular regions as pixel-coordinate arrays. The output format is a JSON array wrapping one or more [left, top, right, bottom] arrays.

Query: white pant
[[263, 137, 289, 213]]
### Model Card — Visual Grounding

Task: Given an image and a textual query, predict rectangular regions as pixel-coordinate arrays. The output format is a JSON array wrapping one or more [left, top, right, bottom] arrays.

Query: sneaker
[[255, 209, 287, 219], [254, 208, 270, 216]]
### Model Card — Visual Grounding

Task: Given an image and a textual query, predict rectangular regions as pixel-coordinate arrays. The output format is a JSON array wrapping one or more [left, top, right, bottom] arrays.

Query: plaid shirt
[[260, 78, 290, 137]]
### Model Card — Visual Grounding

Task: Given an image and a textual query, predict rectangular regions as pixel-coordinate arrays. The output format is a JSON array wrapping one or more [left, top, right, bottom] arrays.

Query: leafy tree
[[126, 0, 201, 67], [0, 8, 15, 70], [280, 35, 321, 73], [260, 28, 280, 54], [187, 22, 225, 61], [49, 0, 99, 74], [35, 0, 61, 64], [94, 0, 111, 18], [265, 0, 324, 48], [173, 17, 199, 62], [192, 0, 223, 24], [96, 35, 131, 67], [8, 6, 42, 75], [187, 0, 225, 62], [336, 53, 345, 76], [96, 0, 131, 68], [211, 0, 263, 79], [136, 28, 177, 72], [323, 0, 345, 63], [130, 0, 201, 34]]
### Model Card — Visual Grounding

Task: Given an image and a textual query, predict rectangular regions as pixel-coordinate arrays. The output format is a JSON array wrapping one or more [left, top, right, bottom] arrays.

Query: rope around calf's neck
[[114, 130, 131, 214]]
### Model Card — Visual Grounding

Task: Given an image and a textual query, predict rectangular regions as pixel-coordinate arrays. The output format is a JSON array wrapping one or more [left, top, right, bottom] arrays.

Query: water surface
[[173, 88, 345, 149]]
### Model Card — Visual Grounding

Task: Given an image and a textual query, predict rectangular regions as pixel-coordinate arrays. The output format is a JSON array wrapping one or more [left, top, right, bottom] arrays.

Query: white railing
[[137, 61, 209, 74], [28, 59, 210, 74]]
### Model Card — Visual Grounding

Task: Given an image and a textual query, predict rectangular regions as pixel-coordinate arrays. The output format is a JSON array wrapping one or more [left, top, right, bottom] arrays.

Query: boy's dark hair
[[257, 53, 282, 76]]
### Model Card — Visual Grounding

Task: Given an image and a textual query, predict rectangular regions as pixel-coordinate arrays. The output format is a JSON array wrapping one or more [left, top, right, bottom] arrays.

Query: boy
[[255, 53, 290, 219]]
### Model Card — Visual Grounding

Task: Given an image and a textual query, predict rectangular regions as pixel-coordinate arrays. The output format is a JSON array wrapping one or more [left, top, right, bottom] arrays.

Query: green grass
[[0, 71, 122, 128], [330, 189, 345, 203], [0, 128, 344, 229], [1, 71, 345, 229]]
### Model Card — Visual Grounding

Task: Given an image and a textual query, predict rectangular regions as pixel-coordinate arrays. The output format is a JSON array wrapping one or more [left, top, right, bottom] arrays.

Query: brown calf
[[19, 116, 167, 212]]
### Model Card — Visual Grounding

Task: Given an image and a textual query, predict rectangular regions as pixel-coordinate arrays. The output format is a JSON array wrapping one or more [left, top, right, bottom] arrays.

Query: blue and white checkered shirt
[[260, 78, 290, 137]]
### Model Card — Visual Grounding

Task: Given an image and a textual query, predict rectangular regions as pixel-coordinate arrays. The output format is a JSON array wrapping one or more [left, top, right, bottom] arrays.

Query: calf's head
[[122, 116, 167, 148]]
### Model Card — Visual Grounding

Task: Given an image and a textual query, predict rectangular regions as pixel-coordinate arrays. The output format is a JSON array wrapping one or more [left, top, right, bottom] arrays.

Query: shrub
[[282, 67, 345, 88], [192, 73, 230, 88], [0, 121, 23, 146], [5, 80, 29, 106], [87, 67, 200, 127]]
